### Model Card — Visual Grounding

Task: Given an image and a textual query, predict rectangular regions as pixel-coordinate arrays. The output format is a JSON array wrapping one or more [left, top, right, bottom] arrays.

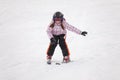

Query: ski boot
[[63, 56, 70, 63], [47, 56, 52, 64]]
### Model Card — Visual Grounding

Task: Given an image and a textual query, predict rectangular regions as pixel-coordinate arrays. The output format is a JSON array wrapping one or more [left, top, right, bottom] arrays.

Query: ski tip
[[55, 63, 61, 65]]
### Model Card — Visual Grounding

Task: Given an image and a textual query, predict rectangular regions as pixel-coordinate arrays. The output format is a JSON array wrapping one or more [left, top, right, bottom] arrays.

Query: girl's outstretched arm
[[63, 20, 82, 35]]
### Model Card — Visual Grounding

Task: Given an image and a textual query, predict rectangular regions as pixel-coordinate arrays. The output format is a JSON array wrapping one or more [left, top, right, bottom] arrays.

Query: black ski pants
[[47, 34, 70, 57]]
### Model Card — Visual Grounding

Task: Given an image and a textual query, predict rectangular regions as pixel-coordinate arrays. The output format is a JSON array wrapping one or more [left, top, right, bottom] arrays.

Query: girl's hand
[[50, 38, 57, 45], [81, 31, 88, 36]]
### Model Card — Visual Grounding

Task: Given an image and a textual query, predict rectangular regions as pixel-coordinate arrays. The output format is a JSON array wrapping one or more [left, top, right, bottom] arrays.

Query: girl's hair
[[50, 22, 64, 30]]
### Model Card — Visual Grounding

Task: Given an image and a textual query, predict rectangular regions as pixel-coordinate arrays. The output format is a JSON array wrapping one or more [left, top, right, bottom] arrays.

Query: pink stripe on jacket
[[46, 20, 82, 39]]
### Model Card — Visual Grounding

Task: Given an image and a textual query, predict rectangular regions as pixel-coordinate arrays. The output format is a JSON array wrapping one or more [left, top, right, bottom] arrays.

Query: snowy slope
[[0, 0, 120, 80]]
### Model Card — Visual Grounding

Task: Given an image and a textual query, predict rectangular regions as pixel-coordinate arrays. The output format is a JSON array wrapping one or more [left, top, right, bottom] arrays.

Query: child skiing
[[46, 11, 87, 64]]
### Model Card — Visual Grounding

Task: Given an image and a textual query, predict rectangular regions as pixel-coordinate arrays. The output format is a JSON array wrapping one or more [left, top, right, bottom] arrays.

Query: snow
[[0, 0, 120, 80]]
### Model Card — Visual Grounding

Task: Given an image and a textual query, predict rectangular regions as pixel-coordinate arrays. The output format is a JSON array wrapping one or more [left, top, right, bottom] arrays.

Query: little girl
[[46, 11, 87, 64]]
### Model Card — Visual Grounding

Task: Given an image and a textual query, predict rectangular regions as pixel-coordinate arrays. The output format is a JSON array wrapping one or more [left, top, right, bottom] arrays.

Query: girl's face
[[55, 21, 61, 24], [54, 18, 62, 24]]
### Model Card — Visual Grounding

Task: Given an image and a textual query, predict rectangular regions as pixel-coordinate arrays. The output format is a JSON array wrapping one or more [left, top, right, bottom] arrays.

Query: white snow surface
[[0, 0, 120, 80]]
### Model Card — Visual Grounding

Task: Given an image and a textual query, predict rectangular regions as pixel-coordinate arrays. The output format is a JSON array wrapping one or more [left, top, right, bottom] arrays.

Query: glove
[[81, 31, 87, 36], [50, 38, 57, 45]]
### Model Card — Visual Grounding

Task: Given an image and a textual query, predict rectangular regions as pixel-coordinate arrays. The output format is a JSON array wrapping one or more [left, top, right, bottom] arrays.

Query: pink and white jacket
[[47, 20, 82, 39]]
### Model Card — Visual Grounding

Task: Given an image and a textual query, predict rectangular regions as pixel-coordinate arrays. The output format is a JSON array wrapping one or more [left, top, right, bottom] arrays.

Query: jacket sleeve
[[46, 21, 54, 39], [63, 21, 82, 35]]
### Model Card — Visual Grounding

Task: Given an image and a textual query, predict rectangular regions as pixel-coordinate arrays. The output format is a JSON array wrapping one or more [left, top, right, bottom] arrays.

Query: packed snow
[[0, 0, 120, 80]]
